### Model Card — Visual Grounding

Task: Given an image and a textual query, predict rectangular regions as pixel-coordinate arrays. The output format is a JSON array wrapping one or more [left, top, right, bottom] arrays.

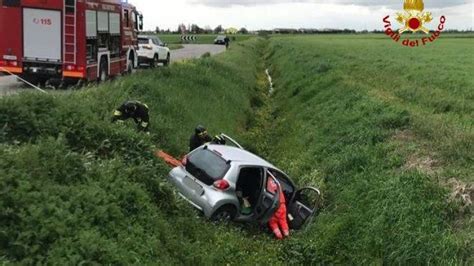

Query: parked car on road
[[167, 135, 321, 229], [214, 35, 227, 45], [137, 35, 170, 67]]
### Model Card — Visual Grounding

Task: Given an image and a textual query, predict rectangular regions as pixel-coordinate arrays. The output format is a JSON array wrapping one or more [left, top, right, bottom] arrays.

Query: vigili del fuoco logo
[[383, 0, 446, 47]]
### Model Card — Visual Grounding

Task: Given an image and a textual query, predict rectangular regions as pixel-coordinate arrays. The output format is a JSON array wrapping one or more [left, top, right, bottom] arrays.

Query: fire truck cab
[[0, 0, 143, 86]]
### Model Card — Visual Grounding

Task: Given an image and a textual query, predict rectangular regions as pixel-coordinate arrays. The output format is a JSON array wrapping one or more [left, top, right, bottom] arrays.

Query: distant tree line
[[150, 24, 249, 35], [273, 28, 357, 34], [145, 25, 473, 35]]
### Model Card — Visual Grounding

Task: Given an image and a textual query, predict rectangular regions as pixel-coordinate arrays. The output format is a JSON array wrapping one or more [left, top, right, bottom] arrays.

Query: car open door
[[219, 133, 244, 149], [254, 172, 280, 223], [287, 187, 321, 230]]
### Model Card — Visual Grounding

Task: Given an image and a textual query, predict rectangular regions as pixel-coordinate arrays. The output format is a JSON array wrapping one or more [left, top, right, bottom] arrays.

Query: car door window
[[294, 188, 320, 209], [253, 171, 280, 222], [138, 38, 149, 45], [288, 187, 321, 230], [269, 169, 295, 200], [152, 38, 159, 46], [156, 38, 163, 46], [265, 175, 278, 195]]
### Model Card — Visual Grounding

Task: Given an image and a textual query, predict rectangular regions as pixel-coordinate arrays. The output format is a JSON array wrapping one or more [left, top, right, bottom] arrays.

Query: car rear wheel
[[211, 205, 236, 222], [164, 53, 170, 66], [150, 54, 158, 68]]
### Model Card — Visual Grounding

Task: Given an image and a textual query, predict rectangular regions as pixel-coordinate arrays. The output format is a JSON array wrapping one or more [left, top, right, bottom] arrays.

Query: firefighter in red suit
[[267, 177, 290, 240]]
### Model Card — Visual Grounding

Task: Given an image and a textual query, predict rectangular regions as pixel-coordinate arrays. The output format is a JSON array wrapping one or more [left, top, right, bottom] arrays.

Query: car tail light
[[181, 155, 187, 166], [0, 60, 6, 66], [65, 65, 76, 71], [213, 179, 229, 190]]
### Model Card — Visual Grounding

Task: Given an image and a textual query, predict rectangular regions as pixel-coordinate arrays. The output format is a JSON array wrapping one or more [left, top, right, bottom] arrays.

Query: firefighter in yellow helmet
[[189, 125, 226, 151], [112, 100, 150, 132]]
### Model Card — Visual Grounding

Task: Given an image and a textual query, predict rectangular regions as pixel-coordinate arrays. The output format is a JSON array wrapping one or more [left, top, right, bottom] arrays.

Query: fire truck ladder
[[64, 0, 77, 65]]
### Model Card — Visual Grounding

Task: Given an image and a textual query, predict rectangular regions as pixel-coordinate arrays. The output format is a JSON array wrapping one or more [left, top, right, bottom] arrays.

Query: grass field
[[263, 34, 473, 264], [168, 44, 184, 50], [0, 34, 472, 264]]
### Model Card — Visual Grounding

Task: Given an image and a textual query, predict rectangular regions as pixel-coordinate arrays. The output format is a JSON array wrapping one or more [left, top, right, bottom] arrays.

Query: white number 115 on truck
[[0, 0, 143, 86]]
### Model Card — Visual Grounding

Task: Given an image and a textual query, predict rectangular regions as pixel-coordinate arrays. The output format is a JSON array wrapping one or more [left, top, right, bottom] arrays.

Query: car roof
[[206, 144, 277, 169]]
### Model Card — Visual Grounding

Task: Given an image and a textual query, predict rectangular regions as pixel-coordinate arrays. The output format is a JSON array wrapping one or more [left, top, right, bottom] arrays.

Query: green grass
[[158, 34, 254, 44], [168, 44, 184, 50], [0, 38, 284, 264], [260, 34, 473, 264], [0, 34, 472, 264]]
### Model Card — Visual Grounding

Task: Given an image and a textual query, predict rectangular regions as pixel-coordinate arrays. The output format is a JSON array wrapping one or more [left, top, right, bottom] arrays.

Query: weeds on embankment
[[0, 35, 472, 264], [0, 38, 285, 264], [261, 35, 472, 264]]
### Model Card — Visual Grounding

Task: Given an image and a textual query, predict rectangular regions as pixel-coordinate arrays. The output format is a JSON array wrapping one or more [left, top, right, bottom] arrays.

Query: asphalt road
[[171, 44, 225, 62], [0, 44, 226, 97], [0, 75, 27, 97]]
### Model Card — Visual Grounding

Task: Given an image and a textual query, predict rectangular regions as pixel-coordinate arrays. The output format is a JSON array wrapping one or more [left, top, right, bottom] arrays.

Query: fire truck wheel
[[99, 59, 108, 83]]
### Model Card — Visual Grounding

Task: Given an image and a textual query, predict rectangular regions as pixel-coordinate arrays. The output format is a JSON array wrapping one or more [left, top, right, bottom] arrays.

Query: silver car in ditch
[[167, 135, 321, 229]]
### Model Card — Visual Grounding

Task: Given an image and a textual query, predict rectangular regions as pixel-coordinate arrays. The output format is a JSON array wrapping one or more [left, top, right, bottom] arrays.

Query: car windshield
[[216, 36, 225, 40], [186, 149, 230, 185], [138, 38, 149, 44]]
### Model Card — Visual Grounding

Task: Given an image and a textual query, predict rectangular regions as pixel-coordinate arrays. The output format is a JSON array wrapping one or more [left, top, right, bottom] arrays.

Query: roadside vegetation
[[0, 38, 284, 264], [168, 44, 184, 50], [1, 34, 472, 264]]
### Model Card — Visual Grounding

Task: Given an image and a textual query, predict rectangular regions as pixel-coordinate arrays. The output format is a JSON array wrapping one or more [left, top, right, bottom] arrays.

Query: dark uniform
[[189, 125, 226, 151], [189, 125, 212, 151], [224, 36, 230, 49], [112, 100, 150, 132]]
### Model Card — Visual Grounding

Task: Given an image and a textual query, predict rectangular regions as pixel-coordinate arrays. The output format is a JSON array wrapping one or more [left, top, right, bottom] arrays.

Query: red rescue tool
[[0, 0, 143, 86], [155, 150, 182, 168]]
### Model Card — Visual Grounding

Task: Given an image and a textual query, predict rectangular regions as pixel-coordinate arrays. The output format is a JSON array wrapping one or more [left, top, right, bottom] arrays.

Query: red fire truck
[[0, 0, 143, 86]]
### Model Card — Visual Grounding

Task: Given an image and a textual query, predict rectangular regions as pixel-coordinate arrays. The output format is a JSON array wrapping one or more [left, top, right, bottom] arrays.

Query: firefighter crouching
[[112, 100, 150, 132]]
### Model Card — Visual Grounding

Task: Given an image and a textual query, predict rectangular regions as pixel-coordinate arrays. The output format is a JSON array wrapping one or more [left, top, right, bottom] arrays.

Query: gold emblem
[[396, 0, 433, 34]]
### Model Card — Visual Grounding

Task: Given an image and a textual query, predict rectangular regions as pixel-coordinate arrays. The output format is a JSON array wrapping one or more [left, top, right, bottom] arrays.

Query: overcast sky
[[132, 0, 473, 31]]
